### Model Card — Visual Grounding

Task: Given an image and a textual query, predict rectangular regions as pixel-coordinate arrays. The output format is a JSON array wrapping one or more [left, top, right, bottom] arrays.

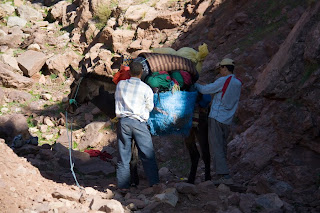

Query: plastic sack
[[176, 43, 209, 73], [152, 47, 177, 55], [148, 91, 198, 136], [176, 47, 198, 63], [153, 44, 209, 73]]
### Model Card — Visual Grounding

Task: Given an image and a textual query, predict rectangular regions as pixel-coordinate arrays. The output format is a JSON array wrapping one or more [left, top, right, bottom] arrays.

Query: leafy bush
[[94, 3, 113, 30], [50, 73, 57, 79]]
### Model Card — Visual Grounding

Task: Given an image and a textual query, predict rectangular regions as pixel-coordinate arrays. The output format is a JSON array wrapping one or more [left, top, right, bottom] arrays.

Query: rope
[[68, 77, 83, 106], [65, 76, 84, 190], [65, 111, 84, 190]]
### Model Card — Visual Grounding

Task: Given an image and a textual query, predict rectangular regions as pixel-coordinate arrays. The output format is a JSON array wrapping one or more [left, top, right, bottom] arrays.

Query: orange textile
[[113, 65, 131, 84]]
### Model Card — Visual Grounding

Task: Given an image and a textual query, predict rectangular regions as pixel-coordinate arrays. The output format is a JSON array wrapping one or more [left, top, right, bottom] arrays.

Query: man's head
[[129, 61, 143, 78], [217, 58, 235, 75]]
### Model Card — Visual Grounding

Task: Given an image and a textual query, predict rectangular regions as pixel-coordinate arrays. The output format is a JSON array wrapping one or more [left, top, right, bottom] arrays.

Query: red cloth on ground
[[84, 149, 112, 161], [100, 151, 112, 161], [84, 149, 100, 157]]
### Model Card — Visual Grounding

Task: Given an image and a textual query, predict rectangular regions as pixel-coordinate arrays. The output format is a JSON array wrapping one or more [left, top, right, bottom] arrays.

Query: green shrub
[[13, 49, 25, 57], [50, 73, 57, 79], [94, 4, 112, 30], [27, 115, 35, 128], [29, 90, 41, 101]]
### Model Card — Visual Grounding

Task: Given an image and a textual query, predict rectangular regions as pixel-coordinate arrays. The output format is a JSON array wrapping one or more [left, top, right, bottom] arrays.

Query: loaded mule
[[66, 52, 211, 184], [66, 65, 140, 186]]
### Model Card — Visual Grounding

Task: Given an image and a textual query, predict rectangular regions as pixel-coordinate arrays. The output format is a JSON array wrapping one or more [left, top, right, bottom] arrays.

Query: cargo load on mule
[[113, 44, 209, 136]]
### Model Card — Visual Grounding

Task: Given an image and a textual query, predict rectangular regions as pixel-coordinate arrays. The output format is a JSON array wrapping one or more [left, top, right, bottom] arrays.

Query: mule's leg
[[130, 140, 139, 186], [198, 115, 211, 181], [185, 127, 200, 184]]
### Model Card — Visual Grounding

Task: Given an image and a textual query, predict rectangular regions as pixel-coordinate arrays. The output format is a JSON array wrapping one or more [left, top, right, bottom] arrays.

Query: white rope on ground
[[65, 111, 84, 190]]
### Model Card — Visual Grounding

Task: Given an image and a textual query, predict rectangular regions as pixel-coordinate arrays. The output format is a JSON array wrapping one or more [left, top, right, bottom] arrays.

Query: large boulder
[[6, 16, 27, 27], [47, 1, 76, 26], [17, 50, 47, 77], [73, 0, 92, 29], [97, 26, 114, 48], [5, 89, 32, 103], [0, 114, 31, 144], [112, 29, 135, 53], [0, 33, 24, 48], [124, 4, 157, 23], [0, 3, 15, 16], [0, 54, 21, 72], [45, 51, 81, 75], [152, 11, 185, 30], [17, 5, 43, 21], [0, 61, 33, 89]]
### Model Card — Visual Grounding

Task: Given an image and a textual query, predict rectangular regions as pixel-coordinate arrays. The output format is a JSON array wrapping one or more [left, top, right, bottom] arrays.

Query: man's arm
[[195, 77, 225, 94]]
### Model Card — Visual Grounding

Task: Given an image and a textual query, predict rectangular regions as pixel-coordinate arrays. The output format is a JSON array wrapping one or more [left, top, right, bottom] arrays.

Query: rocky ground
[[0, 74, 265, 213], [1, 0, 320, 212]]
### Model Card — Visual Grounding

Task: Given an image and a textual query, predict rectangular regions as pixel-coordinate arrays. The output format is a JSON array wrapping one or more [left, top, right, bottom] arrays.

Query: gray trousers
[[208, 118, 230, 175]]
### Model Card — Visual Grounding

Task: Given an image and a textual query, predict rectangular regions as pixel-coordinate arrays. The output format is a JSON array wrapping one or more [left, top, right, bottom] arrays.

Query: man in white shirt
[[195, 58, 242, 185], [115, 61, 159, 189]]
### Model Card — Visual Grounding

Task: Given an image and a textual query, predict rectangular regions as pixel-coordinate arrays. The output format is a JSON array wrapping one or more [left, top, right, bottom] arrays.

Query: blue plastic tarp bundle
[[148, 91, 198, 136]]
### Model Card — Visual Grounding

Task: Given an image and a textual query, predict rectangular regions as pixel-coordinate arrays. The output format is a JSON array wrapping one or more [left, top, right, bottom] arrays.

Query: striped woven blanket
[[138, 52, 199, 80]]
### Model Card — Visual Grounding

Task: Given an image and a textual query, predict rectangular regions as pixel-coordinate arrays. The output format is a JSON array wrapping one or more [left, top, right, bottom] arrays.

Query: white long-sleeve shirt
[[195, 74, 242, 125], [115, 77, 154, 122]]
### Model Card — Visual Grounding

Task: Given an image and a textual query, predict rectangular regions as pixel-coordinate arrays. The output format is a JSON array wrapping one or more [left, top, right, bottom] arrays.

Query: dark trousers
[[184, 112, 211, 183]]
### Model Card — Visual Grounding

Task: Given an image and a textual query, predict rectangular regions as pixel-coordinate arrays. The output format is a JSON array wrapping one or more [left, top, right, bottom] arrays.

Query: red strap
[[236, 77, 242, 84], [221, 76, 232, 99]]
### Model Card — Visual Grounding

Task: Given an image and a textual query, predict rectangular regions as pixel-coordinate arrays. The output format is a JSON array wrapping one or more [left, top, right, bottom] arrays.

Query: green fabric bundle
[[170, 70, 184, 87], [145, 71, 172, 92]]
